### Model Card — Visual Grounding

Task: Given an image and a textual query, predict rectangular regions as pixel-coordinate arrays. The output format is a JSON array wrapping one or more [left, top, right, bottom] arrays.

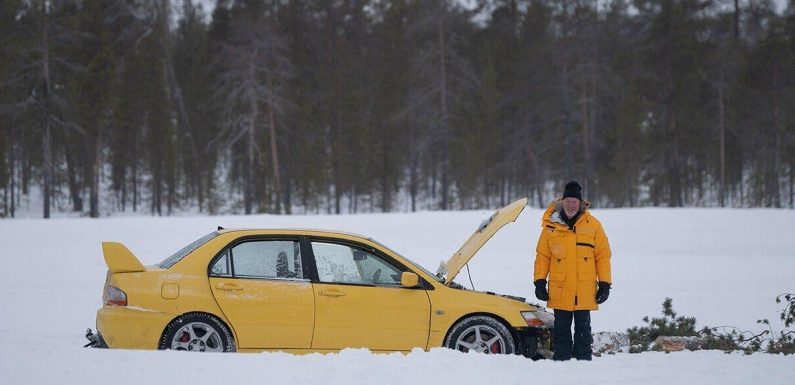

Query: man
[[533, 181, 611, 361]]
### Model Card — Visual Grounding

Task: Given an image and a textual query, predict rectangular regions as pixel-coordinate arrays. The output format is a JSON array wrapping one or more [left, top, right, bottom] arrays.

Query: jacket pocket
[[576, 272, 597, 307], [549, 239, 568, 270], [548, 272, 566, 300]]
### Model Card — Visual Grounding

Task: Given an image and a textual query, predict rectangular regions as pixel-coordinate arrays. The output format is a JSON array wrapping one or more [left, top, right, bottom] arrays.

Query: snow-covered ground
[[1, 207, 793, 384]]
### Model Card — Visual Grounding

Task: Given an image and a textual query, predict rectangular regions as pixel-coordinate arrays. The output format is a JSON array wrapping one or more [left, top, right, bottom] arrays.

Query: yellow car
[[88, 198, 553, 357]]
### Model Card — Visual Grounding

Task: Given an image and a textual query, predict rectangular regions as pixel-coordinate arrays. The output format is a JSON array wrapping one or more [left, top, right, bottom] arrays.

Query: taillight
[[104, 286, 127, 306]]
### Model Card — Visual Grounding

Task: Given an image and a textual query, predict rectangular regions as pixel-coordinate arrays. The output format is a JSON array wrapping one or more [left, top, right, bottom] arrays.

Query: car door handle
[[216, 283, 243, 291], [318, 289, 346, 297]]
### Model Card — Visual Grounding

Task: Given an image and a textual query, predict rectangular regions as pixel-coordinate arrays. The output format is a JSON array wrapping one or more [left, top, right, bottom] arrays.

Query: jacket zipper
[[575, 295, 578, 305]]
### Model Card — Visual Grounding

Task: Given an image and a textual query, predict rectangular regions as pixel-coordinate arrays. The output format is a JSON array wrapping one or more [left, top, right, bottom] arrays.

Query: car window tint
[[210, 249, 231, 277], [231, 240, 303, 279], [312, 242, 402, 286]]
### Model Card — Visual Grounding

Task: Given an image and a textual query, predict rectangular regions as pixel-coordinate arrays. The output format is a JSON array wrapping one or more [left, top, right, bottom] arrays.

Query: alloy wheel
[[169, 322, 224, 352], [453, 324, 507, 354]]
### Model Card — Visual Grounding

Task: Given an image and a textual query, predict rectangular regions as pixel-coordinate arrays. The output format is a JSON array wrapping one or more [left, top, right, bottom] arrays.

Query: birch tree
[[406, 0, 478, 210], [12, 1, 86, 218], [212, 9, 292, 214]]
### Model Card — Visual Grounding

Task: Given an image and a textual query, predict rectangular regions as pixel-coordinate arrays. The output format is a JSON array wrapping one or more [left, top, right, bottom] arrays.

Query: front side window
[[312, 241, 403, 286], [211, 240, 303, 279]]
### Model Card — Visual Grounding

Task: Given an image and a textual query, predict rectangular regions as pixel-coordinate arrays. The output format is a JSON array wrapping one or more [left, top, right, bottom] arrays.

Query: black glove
[[534, 279, 549, 301], [596, 282, 611, 304]]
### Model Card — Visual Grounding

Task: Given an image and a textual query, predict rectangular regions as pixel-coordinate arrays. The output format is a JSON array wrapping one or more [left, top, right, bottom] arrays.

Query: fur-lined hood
[[542, 199, 591, 227]]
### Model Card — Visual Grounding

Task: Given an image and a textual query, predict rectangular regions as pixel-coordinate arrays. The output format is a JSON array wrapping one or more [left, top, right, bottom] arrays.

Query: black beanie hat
[[563, 181, 583, 200]]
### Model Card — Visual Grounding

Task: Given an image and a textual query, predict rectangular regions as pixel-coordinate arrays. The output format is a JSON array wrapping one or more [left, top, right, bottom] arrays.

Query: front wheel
[[444, 315, 516, 354], [158, 312, 235, 352]]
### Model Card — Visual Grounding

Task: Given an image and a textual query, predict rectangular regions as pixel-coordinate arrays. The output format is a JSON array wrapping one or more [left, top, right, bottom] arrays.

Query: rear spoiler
[[102, 242, 145, 273]]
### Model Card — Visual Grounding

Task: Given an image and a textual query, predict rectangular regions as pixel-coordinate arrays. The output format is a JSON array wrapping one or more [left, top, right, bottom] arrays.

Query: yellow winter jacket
[[534, 200, 611, 311]]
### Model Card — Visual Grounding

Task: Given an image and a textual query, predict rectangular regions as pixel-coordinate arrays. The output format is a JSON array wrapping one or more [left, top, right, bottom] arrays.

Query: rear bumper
[[96, 306, 174, 349], [516, 327, 553, 359]]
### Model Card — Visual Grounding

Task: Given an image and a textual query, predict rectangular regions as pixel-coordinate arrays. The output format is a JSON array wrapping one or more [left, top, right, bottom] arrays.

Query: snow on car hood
[[437, 197, 527, 286]]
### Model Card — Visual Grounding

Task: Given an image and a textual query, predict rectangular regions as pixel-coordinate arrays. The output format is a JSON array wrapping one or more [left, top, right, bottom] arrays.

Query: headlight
[[521, 310, 554, 327]]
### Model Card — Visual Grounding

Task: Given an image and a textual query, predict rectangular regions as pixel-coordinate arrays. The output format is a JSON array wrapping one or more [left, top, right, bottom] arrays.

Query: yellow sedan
[[89, 198, 553, 357]]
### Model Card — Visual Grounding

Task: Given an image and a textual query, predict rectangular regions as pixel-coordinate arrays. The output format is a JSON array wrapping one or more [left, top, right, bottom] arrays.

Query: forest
[[1, 0, 794, 218]]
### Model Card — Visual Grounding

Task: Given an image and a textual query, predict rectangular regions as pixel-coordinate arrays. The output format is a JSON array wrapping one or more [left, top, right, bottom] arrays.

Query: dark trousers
[[552, 309, 592, 361]]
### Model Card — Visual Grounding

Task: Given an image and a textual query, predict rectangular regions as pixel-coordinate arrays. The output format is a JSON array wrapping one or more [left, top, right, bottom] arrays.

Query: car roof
[[216, 227, 372, 241]]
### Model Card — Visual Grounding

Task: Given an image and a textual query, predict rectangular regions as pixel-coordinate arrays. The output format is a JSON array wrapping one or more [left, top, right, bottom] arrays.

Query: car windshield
[[366, 237, 444, 283], [159, 232, 219, 269]]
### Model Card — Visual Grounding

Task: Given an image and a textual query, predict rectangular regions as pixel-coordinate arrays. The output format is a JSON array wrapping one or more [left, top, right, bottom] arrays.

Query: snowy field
[[1, 207, 794, 384]]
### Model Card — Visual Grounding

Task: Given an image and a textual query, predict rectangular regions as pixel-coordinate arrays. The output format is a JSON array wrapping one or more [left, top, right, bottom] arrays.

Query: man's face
[[562, 197, 581, 218]]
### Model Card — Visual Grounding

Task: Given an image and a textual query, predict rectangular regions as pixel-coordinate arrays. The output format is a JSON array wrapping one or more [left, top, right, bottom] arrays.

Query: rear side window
[[210, 249, 231, 277], [159, 232, 219, 269], [211, 240, 303, 280]]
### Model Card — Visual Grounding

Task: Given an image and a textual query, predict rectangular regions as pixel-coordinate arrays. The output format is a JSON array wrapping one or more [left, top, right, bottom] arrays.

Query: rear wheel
[[444, 315, 515, 354], [158, 312, 235, 352]]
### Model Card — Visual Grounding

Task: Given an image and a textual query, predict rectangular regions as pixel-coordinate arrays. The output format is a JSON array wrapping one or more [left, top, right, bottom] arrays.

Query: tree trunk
[[266, 73, 282, 214], [121, 171, 126, 212], [64, 145, 83, 212], [283, 172, 292, 214], [132, 134, 138, 213], [245, 115, 255, 215], [790, 158, 794, 208], [559, 1, 575, 180], [244, 52, 261, 215], [718, 86, 726, 207], [588, 47, 599, 201], [668, 114, 682, 207], [41, 7, 51, 219], [438, 16, 450, 210], [733, 0, 740, 44], [160, 0, 203, 212], [771, 66, 781, 207], [410, 159, 417, 212], [350, 184, 357, 213], [499, 174, 505, 207], [9, 127, 15, 217], [90, 127, 101, 217], [381, 140, 390, 212], [581, 82, 592, 195], [332, 127, 341, 215], [409, 141, 418, 212], [153, 166, 162, 216]]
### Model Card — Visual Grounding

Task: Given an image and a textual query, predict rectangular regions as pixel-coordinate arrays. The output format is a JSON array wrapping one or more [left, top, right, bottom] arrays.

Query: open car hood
[[437, 198, 527, 286]]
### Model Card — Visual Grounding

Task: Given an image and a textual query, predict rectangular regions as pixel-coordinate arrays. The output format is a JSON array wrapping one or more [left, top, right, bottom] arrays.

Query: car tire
[[444, 315, 516, 354], [158, 312, 235, 352]]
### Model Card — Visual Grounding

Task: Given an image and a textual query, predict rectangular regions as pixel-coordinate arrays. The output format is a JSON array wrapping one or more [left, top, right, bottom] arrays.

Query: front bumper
[[517, 327, 553, 360]]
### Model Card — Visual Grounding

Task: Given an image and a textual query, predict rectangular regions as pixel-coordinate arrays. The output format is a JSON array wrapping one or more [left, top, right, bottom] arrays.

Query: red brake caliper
[[490, 339, 501, 353], [178, 331, 190, 343]]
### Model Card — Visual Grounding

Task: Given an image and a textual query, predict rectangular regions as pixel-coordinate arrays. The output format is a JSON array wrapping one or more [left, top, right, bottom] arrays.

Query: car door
[[209, 238, 314, 349], [309, 240, 431, 351]]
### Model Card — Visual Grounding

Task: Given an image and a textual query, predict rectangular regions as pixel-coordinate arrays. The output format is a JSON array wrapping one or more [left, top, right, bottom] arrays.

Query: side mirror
[[400, 272, 420, 288]]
